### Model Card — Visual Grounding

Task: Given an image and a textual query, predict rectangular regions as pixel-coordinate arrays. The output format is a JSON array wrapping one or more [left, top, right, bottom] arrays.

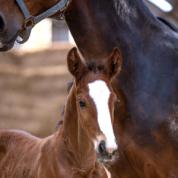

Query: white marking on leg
[[88, 80, 117, 150]]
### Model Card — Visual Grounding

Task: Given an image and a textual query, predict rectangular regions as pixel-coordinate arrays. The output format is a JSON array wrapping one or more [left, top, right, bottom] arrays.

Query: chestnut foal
[[0, 47, 122, 178]]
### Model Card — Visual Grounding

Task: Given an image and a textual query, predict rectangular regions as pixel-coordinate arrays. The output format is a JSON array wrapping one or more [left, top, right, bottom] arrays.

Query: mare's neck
[[65, 0, 159, 60], [61, 85, 96, 169]]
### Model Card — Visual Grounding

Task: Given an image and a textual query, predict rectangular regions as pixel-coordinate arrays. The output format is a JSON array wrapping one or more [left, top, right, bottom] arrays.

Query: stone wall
[[0, 45, 73, 137]]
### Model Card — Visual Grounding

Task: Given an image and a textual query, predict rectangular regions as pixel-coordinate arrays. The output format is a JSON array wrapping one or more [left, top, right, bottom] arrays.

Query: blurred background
[[0, 0, 177, 137]]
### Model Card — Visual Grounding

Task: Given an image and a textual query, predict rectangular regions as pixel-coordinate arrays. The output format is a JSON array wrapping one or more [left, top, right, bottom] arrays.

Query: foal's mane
[[56, 81, 74, 129], [87, 62, 105, 74]]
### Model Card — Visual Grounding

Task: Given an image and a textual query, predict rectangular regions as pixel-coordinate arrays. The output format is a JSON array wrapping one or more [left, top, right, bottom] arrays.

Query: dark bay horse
[[0, 47, 122, 178], [1, 0, 178, 177]]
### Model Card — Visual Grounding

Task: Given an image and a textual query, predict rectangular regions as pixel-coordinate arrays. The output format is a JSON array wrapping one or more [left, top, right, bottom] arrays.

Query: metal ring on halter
[[24, 17, 35, 29], [16, 16, 35, 44], [15, 0, 71, 43]]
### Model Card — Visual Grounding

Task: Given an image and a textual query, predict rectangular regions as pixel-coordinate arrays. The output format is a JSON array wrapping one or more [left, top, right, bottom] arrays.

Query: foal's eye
[[79, 100, 86, 108]]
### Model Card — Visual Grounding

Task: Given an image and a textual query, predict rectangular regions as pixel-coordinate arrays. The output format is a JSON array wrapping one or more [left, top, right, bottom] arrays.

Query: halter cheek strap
[[15, 0, 70, 43]]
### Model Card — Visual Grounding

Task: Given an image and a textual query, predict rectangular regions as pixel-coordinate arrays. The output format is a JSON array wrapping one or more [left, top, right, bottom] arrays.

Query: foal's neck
[[61, 85, 96, 169]]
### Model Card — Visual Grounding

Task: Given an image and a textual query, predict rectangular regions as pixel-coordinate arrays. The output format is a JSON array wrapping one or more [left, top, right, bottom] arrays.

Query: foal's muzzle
[[97, 140, 118, 162]]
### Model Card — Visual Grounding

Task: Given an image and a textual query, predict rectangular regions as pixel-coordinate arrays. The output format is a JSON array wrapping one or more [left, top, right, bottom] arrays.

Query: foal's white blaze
[[88, 80, 117, 150]]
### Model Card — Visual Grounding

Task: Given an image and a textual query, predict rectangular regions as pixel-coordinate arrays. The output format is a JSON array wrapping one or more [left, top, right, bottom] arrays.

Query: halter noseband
[[15, 0, 70, 43]]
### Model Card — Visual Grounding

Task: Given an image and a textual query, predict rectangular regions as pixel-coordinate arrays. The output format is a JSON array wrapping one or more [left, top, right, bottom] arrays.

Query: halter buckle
[[24, 17, 35, 29], [15, 0, 71, 44]]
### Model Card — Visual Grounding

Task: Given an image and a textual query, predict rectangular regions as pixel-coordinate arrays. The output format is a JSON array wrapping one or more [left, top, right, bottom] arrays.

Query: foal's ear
[[67, 47, 84, 78], [107, 48, 122, 78]]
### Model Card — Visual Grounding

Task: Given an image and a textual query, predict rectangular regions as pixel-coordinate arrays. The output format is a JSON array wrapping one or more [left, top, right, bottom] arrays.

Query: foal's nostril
[[0, 15, 6, 33], [98, 140, 106, 155]]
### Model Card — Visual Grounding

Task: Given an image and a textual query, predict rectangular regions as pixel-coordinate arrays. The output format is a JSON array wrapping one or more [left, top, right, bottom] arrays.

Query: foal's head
[[67, 47, 122, 161]]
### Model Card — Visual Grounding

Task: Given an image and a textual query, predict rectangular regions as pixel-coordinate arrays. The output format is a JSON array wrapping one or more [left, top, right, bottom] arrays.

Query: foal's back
[[0, 129, 42, 177]]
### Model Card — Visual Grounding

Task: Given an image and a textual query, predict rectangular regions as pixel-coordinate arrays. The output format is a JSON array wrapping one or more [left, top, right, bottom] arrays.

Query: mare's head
[[67, 47, 122, 161], [0, 0, 69, 51]]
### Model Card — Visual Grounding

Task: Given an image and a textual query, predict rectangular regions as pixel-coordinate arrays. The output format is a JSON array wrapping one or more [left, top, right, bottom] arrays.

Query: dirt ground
[[0, 44, 73, 137]]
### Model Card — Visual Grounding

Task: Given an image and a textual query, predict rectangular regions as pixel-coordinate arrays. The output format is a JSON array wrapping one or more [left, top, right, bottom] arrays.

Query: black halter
[[15, 0, 70, 43]]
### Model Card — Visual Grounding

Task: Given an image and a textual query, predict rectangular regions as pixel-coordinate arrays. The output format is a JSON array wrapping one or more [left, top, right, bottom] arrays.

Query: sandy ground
[[0, 45, 73, 137]]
